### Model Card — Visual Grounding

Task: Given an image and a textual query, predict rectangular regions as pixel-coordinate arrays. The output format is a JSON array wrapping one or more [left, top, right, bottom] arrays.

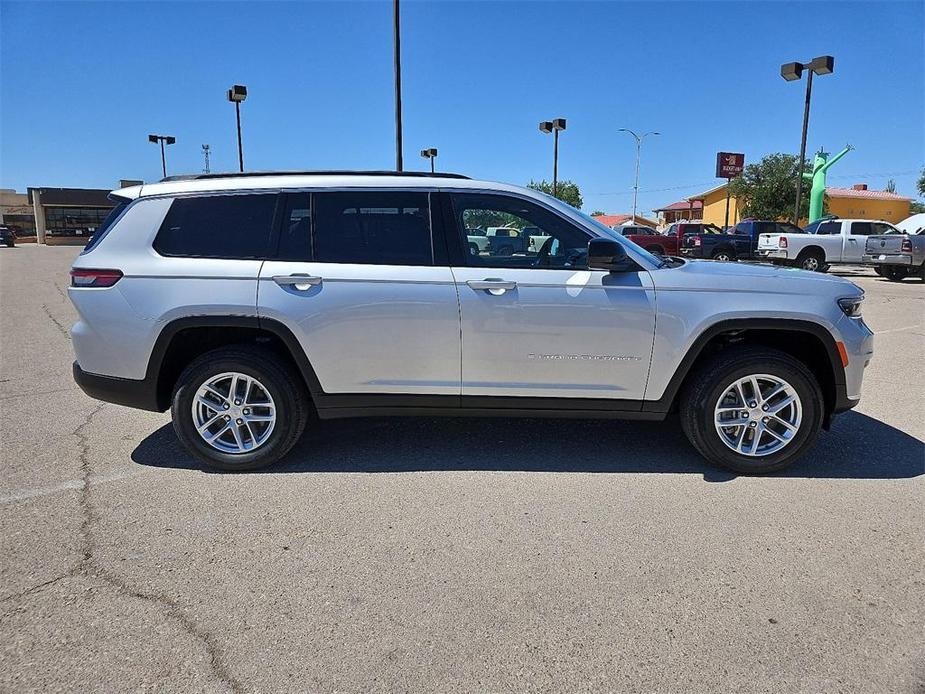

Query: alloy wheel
[[714, 374, 803, 457], [191, 372, 277, 454]]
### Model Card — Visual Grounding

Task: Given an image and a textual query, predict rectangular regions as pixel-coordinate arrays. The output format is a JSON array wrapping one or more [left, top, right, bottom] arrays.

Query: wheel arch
[[795, 245, 826, 259], [643, 318, 846, 426], [146, 316, 323, 411]]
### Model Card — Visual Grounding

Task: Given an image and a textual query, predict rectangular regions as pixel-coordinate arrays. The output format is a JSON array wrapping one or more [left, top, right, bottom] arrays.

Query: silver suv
[[68, 171, 873, 474]]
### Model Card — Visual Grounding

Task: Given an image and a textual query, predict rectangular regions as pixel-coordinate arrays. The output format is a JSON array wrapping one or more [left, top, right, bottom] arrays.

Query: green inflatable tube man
[[804, 145, 853, 223]]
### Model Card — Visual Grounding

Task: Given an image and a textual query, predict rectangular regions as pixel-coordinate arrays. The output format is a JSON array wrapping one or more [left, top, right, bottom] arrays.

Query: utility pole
[[393, 0, 403, 171], [201, 144, 211, 174]]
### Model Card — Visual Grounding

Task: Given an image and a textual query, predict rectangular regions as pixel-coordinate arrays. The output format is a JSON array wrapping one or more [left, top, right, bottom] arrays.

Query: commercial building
[[688, 183, 742, 228], [1, 181, 142, 244], [825, 185, 912, 223], [661, 182, 913, 228], [653, 200, 703, 225]]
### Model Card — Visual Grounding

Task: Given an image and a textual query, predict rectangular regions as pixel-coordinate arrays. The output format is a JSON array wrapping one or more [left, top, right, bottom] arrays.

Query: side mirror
[[588, 238, 633, 272]]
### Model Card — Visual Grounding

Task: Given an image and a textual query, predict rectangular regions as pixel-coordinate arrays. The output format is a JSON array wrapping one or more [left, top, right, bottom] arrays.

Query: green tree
[[590, 210, 606, 216], [527, 179, 583, 209], [885, 179, 896, 193], [728, 153, 816, 221], [917, 167, 925, 197]]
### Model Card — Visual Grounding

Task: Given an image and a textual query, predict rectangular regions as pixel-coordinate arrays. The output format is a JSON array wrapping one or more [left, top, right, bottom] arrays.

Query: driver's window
[[451, 193, 591, 269]]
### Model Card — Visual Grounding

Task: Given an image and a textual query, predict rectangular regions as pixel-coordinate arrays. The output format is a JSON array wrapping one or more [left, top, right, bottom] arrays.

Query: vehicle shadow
[[131, 411, 924, 482]]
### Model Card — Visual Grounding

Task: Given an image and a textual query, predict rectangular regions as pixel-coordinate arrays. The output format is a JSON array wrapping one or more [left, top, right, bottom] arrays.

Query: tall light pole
[[539, 118, 566, 196], [148, 134, 176, 178], [781, 55, 834, 224], [618, 128, 659, 223], [393, 0, 403, 171], [227, 84, 247, 172], [420, 148, 437, 173]]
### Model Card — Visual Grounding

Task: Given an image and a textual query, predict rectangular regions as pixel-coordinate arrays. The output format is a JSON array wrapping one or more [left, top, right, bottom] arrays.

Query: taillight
[[692, 235, 702, 247], [70, 268, 123, 287], [779, 237, 788, 249], [901, 238, 912, 252]]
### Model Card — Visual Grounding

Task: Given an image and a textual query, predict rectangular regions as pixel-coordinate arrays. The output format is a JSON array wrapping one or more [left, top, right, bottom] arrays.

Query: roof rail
[[159, 170, 470, 183]]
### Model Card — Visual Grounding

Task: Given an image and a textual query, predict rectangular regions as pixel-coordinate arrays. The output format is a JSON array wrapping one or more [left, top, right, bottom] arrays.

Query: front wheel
[[171, 346, 310, 471], [680, 347, 824, 474]]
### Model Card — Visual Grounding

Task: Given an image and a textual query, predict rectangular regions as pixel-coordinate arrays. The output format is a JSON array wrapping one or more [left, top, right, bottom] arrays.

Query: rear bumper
[[758, 249, 788, 259], [862, 253, 913, 266], [73, 361, 163, 412]]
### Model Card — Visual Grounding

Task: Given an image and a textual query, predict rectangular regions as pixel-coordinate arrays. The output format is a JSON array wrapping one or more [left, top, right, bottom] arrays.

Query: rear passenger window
[[851, 222, 874, 236], [313, 192, 433, 265], [278, 193, 312, 261], [154, 194, 277, 259], [815, 221, 840, 235]]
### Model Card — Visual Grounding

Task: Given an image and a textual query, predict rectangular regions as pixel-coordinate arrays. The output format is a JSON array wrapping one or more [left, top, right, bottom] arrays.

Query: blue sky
[[1, 1, 922, 215]]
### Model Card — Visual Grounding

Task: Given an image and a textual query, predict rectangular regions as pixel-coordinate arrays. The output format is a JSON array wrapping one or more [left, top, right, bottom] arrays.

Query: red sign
[[716, 152, 745, 178]]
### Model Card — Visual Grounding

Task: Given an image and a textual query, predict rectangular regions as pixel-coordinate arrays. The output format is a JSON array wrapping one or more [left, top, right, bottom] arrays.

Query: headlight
[[837, 296, 864, 318]]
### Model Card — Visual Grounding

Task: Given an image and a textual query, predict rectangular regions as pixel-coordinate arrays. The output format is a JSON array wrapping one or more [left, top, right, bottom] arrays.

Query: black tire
[[680, 346, 824, 474], [796, 250, 826, 272], [171, 345, 310, 472], [711, 249, 736, 262], [497, 244, 514, 256], [883, 266, 909, 282], [873, 266, 884, 276], [920, 262, 925, 282], [468, 242, 479, 256]]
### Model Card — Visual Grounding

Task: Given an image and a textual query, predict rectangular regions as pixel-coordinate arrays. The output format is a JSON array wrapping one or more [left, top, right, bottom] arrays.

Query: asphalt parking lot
[[1, 244, 922, 693]]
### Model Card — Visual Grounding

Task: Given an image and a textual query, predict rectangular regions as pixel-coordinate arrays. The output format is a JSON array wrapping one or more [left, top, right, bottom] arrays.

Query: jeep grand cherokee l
[[68, 171, 873, 474]]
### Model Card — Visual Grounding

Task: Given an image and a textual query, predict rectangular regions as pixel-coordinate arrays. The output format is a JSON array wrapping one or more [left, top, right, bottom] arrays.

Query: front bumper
[[73, 361, 163, 412], [862, 253, 913, 266]]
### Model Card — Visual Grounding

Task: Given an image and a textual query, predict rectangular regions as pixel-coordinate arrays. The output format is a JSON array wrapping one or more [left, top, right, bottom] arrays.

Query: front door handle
[[273, 274, 322, 289], [467, 278, 517, 293]]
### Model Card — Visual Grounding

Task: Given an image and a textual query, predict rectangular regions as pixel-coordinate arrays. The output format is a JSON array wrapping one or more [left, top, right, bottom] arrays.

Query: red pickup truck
[[625, 222, 722, 256]]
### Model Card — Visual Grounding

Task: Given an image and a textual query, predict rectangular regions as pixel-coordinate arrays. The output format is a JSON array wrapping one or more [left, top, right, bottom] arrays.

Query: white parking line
[[0, 469, 145, 504]]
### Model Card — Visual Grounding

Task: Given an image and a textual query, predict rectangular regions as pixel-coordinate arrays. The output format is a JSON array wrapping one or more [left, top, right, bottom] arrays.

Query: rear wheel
[[883, 266, 909, 282], [873, 266, 884, 276], [171, 346, 310, 471], [796, 250, 826, 272], [711, 249, 735, 262], [680, 347, 824, 474]]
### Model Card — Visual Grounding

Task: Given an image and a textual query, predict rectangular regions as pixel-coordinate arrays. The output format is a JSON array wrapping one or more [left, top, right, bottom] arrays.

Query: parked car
[[613, 224, 658, 237], [69, 171, 872, 475], [684, 220, 806, 262], [466, 228, 490, 255], [862, 225, 925, 281], [757, 219, 900, 271], [0, 226, 15, 247], [802, 215, 839, 234], [627, 222, 722, 256]]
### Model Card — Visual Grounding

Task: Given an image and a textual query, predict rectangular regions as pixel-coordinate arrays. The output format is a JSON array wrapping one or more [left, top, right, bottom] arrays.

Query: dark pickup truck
[[626, 222, 720, 256], [680, 220, 804, 261]]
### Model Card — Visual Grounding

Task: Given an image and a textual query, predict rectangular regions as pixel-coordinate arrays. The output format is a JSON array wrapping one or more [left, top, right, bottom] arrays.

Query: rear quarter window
[[153, 194, 278, 259]]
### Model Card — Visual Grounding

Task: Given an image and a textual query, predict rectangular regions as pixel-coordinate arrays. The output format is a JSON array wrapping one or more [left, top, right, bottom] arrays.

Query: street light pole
[[148, 134, 176, 178], [539, 118, 566, 197], [420, 148, 437, 173], [781, 56, 834, 224], [227, 85, 248, 172], [393, 0, 403, 171], [618, 128, 659, 222]]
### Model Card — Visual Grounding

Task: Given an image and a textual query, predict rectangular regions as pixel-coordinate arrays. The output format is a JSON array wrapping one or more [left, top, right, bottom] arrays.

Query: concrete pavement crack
[[2, 403, 244, 692], [41, 303, 71, 341]]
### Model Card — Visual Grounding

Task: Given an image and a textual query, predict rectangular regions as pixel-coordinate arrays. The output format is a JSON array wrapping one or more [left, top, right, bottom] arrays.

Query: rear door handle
[[273, 274, 322, 288], [467, 278, 517, 292]]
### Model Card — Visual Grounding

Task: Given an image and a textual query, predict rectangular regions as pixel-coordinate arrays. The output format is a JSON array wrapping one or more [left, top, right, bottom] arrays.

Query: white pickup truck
[[757, 218, 901, 272]]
